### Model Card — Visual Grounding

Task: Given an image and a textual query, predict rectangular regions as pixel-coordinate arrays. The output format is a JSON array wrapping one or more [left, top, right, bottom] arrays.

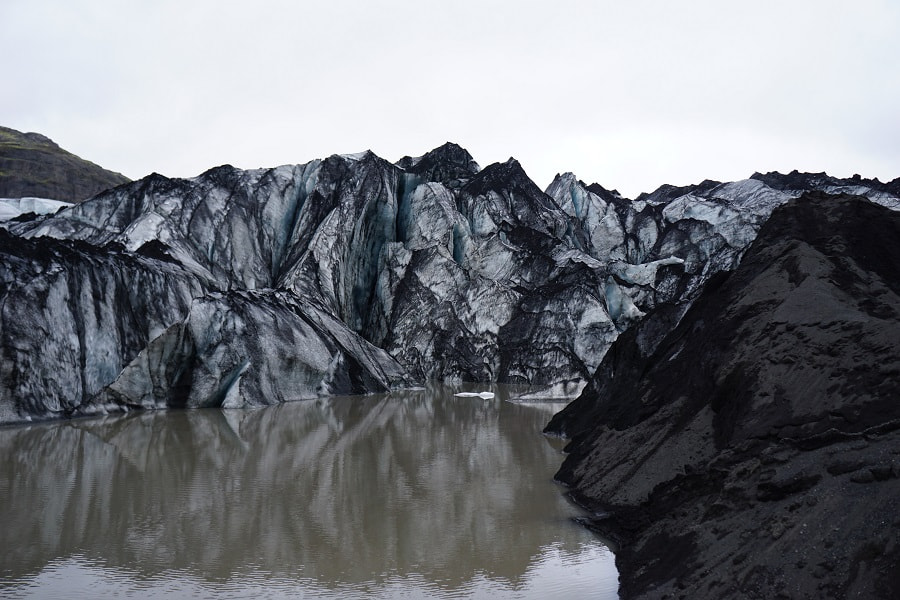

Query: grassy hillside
[[0, 126, 130, 202]]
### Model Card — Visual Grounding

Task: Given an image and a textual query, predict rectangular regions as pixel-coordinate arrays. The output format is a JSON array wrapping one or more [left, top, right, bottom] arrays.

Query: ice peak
[[430, 141, 471, 157], [585, 182, 625, 202], [463, 157, 546, 199], [338, 150, 372, 162], [397, 142, 480, 185], [750, 170, 895, 195], [637, 179, 722, 205], [547, 172, 581, 189]]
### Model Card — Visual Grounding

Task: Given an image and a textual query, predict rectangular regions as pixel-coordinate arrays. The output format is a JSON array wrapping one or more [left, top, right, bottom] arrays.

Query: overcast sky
[[3, 0, 899, 198]]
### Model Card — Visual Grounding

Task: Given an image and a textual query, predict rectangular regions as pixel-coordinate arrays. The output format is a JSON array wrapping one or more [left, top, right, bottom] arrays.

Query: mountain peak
[[585, 182, 624, 201], [750, 170, 891, 194], [549, 172, 625, 204], [396, 142, 480, 186], [636, 179, 722, 204], [462, 156, 545, 199]]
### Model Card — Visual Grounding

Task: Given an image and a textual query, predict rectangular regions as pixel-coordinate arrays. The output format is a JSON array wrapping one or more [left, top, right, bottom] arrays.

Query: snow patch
[[0, 197, 73, 221], [339, 151, 370, 161]]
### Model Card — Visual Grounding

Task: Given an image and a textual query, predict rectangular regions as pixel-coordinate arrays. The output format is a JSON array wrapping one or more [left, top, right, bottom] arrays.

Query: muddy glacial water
[[0, 385, 617, 599]]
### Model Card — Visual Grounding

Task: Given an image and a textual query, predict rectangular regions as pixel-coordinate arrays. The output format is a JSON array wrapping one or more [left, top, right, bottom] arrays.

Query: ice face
[[0, 230, 206, 421], [3, 147, 899, 423], [604, 277, 646, 324], [610, 257, 685, 286]]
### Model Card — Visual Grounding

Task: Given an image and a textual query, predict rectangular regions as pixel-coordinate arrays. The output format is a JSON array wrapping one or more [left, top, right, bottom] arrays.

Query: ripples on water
[[0, 385, 617, 599]]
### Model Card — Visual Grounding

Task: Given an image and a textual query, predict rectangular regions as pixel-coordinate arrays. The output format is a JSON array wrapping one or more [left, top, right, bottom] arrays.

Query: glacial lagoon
[[0, 386, 617, 599]]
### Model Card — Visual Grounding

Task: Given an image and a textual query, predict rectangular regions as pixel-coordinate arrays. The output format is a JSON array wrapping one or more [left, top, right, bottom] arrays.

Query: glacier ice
[[1, 148, 898, 424], [0, 197, 72, 221]]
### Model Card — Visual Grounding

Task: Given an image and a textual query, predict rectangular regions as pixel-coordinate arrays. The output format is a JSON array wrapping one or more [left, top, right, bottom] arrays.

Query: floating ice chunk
[[454, 391, 495, 399]]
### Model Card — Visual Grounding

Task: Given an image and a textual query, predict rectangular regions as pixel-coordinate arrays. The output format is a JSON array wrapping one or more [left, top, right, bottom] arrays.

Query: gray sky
[[3, 0, 899, 198]]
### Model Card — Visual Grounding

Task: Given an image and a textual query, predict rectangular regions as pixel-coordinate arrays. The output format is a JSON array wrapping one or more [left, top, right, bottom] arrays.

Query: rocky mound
[[546, 192, 900, 599], [0, 125, 129, 201]]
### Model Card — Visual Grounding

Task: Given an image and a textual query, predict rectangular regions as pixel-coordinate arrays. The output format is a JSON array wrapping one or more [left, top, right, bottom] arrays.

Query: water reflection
[[0, 386, 616, 598]]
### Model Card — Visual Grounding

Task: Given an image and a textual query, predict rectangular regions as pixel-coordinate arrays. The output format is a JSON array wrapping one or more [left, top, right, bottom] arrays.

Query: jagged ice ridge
[[1, 142, 898, 423]]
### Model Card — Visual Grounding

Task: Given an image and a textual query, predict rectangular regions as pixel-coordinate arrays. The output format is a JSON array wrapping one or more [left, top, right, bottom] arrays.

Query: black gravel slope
[[547, 192, 900, 599]]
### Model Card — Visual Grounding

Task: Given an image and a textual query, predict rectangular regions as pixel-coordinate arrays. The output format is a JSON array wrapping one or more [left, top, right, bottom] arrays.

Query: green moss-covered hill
[[0, 126, 130, 202]]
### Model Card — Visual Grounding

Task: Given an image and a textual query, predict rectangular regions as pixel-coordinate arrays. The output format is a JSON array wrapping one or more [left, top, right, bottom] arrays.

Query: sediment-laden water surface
[[0, 386, 617, 599]]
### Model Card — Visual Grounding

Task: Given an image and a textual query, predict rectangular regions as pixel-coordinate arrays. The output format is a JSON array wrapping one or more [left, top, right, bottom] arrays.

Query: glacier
[[1, 142, 898, 423]]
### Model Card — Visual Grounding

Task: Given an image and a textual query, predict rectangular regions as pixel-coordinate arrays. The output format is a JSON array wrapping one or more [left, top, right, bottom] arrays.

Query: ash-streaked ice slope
[[1, 142, 898, 424]]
